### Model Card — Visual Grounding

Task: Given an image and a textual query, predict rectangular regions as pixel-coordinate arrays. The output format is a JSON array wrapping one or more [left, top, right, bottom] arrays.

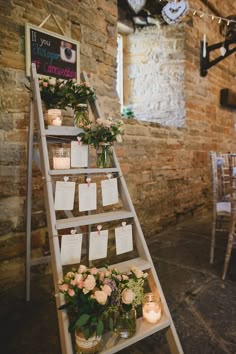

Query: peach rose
[[74, 273, 83, 283], [90, 267, 98, 275], [59, 283, 69, 292], [83, 275, 96, 294], [78, 265, 87, 273], [68, 288, 75, 297], [131, 266, 144, 279], [94, 290, 107, 305], [101, 284, 112, 296], [121, 289, 135, 305]]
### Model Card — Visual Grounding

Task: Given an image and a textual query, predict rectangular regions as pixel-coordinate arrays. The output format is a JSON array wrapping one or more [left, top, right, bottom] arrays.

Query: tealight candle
[[47, 109, 63, 126], [53, 147, 70, 169], [52, 116, 62, 126], [142, 293, 162, 324]]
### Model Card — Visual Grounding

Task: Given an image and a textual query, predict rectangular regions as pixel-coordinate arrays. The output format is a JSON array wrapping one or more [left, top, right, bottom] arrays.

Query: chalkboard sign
[[25, 23, 80, 80]]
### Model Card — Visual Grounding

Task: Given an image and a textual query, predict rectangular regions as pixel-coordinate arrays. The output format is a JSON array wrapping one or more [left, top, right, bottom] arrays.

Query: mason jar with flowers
[[38, 77, 95, 127], [77, 117, 124, 168], [58, 264, 147, 351], [58, 264, 115, 353], [113, 266, 148, 339]]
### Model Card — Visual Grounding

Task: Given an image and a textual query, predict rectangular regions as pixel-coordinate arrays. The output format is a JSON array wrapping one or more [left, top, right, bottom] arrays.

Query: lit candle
[[53, 157, 70, 169], [52, 116, 62, 126], [142, 293, 162, 324], [53, 148, 70, 169]]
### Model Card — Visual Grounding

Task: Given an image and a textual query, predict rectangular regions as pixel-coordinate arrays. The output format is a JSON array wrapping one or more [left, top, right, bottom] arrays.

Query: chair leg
[[222, 223, 235, 280], [210, 216, 216, 264]]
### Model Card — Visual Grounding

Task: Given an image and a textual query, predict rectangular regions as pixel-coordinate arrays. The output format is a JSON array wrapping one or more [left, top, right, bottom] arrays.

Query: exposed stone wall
[[123, 24, 186, 127], [1, 0, 236, 287]]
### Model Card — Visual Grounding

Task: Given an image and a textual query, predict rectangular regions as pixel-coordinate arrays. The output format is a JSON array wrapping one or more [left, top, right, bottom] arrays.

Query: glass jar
[[96, 143, 113, 168], [74, 103, 90, 128], [47, 109, 63, 126], [114, 307, 136, 339], [142, 293, 162, 324], [52, 147, 70, 169]]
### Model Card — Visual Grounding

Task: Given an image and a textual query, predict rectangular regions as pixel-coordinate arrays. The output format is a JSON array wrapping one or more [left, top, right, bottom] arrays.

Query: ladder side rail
[[31, 63, 74, 354], [80, 71, 105, 120], [25, 93, 34, 302]]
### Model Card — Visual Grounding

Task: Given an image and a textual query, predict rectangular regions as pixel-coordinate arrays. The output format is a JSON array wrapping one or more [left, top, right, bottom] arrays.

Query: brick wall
[[1, 0, 236, 284]]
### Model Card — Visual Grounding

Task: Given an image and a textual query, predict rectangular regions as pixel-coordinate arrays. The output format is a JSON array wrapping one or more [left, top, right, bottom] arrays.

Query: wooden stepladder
[[26, 63, 183, 354]]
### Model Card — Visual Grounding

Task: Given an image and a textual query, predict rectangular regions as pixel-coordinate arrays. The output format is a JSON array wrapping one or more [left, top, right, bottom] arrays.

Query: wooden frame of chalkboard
[[25, 23, 80, 81]]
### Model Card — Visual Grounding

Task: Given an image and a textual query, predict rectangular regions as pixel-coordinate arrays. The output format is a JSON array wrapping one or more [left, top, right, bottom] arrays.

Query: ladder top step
[[56, 210, 134, 229], [44, 126, 83, 136], [49, 167, 119, 175]]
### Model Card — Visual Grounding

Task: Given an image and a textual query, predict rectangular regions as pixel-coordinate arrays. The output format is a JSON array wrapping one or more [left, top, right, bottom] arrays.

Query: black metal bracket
[[200, 38, 236, 77]]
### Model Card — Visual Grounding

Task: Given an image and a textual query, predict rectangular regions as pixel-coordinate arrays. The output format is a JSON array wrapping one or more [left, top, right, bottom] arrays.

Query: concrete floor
[[0, 214, 235, 354]]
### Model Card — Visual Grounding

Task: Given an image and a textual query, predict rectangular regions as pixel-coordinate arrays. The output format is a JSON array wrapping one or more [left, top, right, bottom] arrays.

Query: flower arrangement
[[58, 264, 148, 340], [77, 117, 124, 149], [38, 77, 95, 111]]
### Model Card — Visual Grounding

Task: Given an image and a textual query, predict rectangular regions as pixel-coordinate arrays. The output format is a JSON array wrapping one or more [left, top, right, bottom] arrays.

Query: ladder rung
[[49, 167, 119, 175], [44, 126, 83, 136], [106, 257, 152, 273], [56, 210, 134, 229]]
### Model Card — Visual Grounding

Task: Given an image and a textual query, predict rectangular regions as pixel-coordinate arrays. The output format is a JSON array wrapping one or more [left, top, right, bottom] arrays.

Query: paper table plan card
[[115, 224, 133, 255], [54, 181, 75, 210], [60, 232, 83, 265], [79, 182, 97, 212], [71, 141, 88, 168], [89, 230, 108, 261], [101, 177, 119, 206]]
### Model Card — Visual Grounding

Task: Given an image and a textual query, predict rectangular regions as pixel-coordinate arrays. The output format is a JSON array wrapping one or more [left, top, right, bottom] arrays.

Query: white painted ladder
[[26, 63, 184, 354]]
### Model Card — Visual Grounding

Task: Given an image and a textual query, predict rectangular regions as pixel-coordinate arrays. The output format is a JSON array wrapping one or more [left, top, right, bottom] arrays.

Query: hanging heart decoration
[[127, 0, 146, 14], [162, 0, 189, 25]]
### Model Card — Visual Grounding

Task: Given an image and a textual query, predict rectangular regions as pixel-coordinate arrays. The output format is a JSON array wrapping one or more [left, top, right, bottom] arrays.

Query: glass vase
[[74, 103, 90, 128], [96, 143, 113, 168], [114, 307, 137, 339]]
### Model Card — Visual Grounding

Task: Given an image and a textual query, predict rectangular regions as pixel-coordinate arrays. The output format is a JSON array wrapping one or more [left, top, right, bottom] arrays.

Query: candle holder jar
[[53, 147, 70, 169], [46, 109, 63, 126], [142, 293, 162, 324]]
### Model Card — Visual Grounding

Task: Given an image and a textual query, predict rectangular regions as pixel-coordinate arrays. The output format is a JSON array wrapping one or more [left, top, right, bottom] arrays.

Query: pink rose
[[59, 283, 69, 292], [68, 288, 75, 297], [83, 275, 96, 294], [43, 82, 48, 87], [101, 284, 112, 296], [121, 289, 135, 305], [94, 290, 107, 305], [77, 280, 84, 289]]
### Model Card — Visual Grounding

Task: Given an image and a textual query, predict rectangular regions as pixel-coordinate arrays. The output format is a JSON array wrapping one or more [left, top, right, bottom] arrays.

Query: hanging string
[[190, 7, 236, 26], [49, 222, 134, 238], [158, 1, 236, 26]]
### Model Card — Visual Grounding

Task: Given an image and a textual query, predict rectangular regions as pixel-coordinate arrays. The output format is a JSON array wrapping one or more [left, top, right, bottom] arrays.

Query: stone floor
[[0, 214, 236, 354]]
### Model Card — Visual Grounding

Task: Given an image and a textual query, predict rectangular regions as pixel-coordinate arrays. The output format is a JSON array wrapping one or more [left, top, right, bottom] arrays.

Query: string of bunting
[[159, 0, 236, 26]]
